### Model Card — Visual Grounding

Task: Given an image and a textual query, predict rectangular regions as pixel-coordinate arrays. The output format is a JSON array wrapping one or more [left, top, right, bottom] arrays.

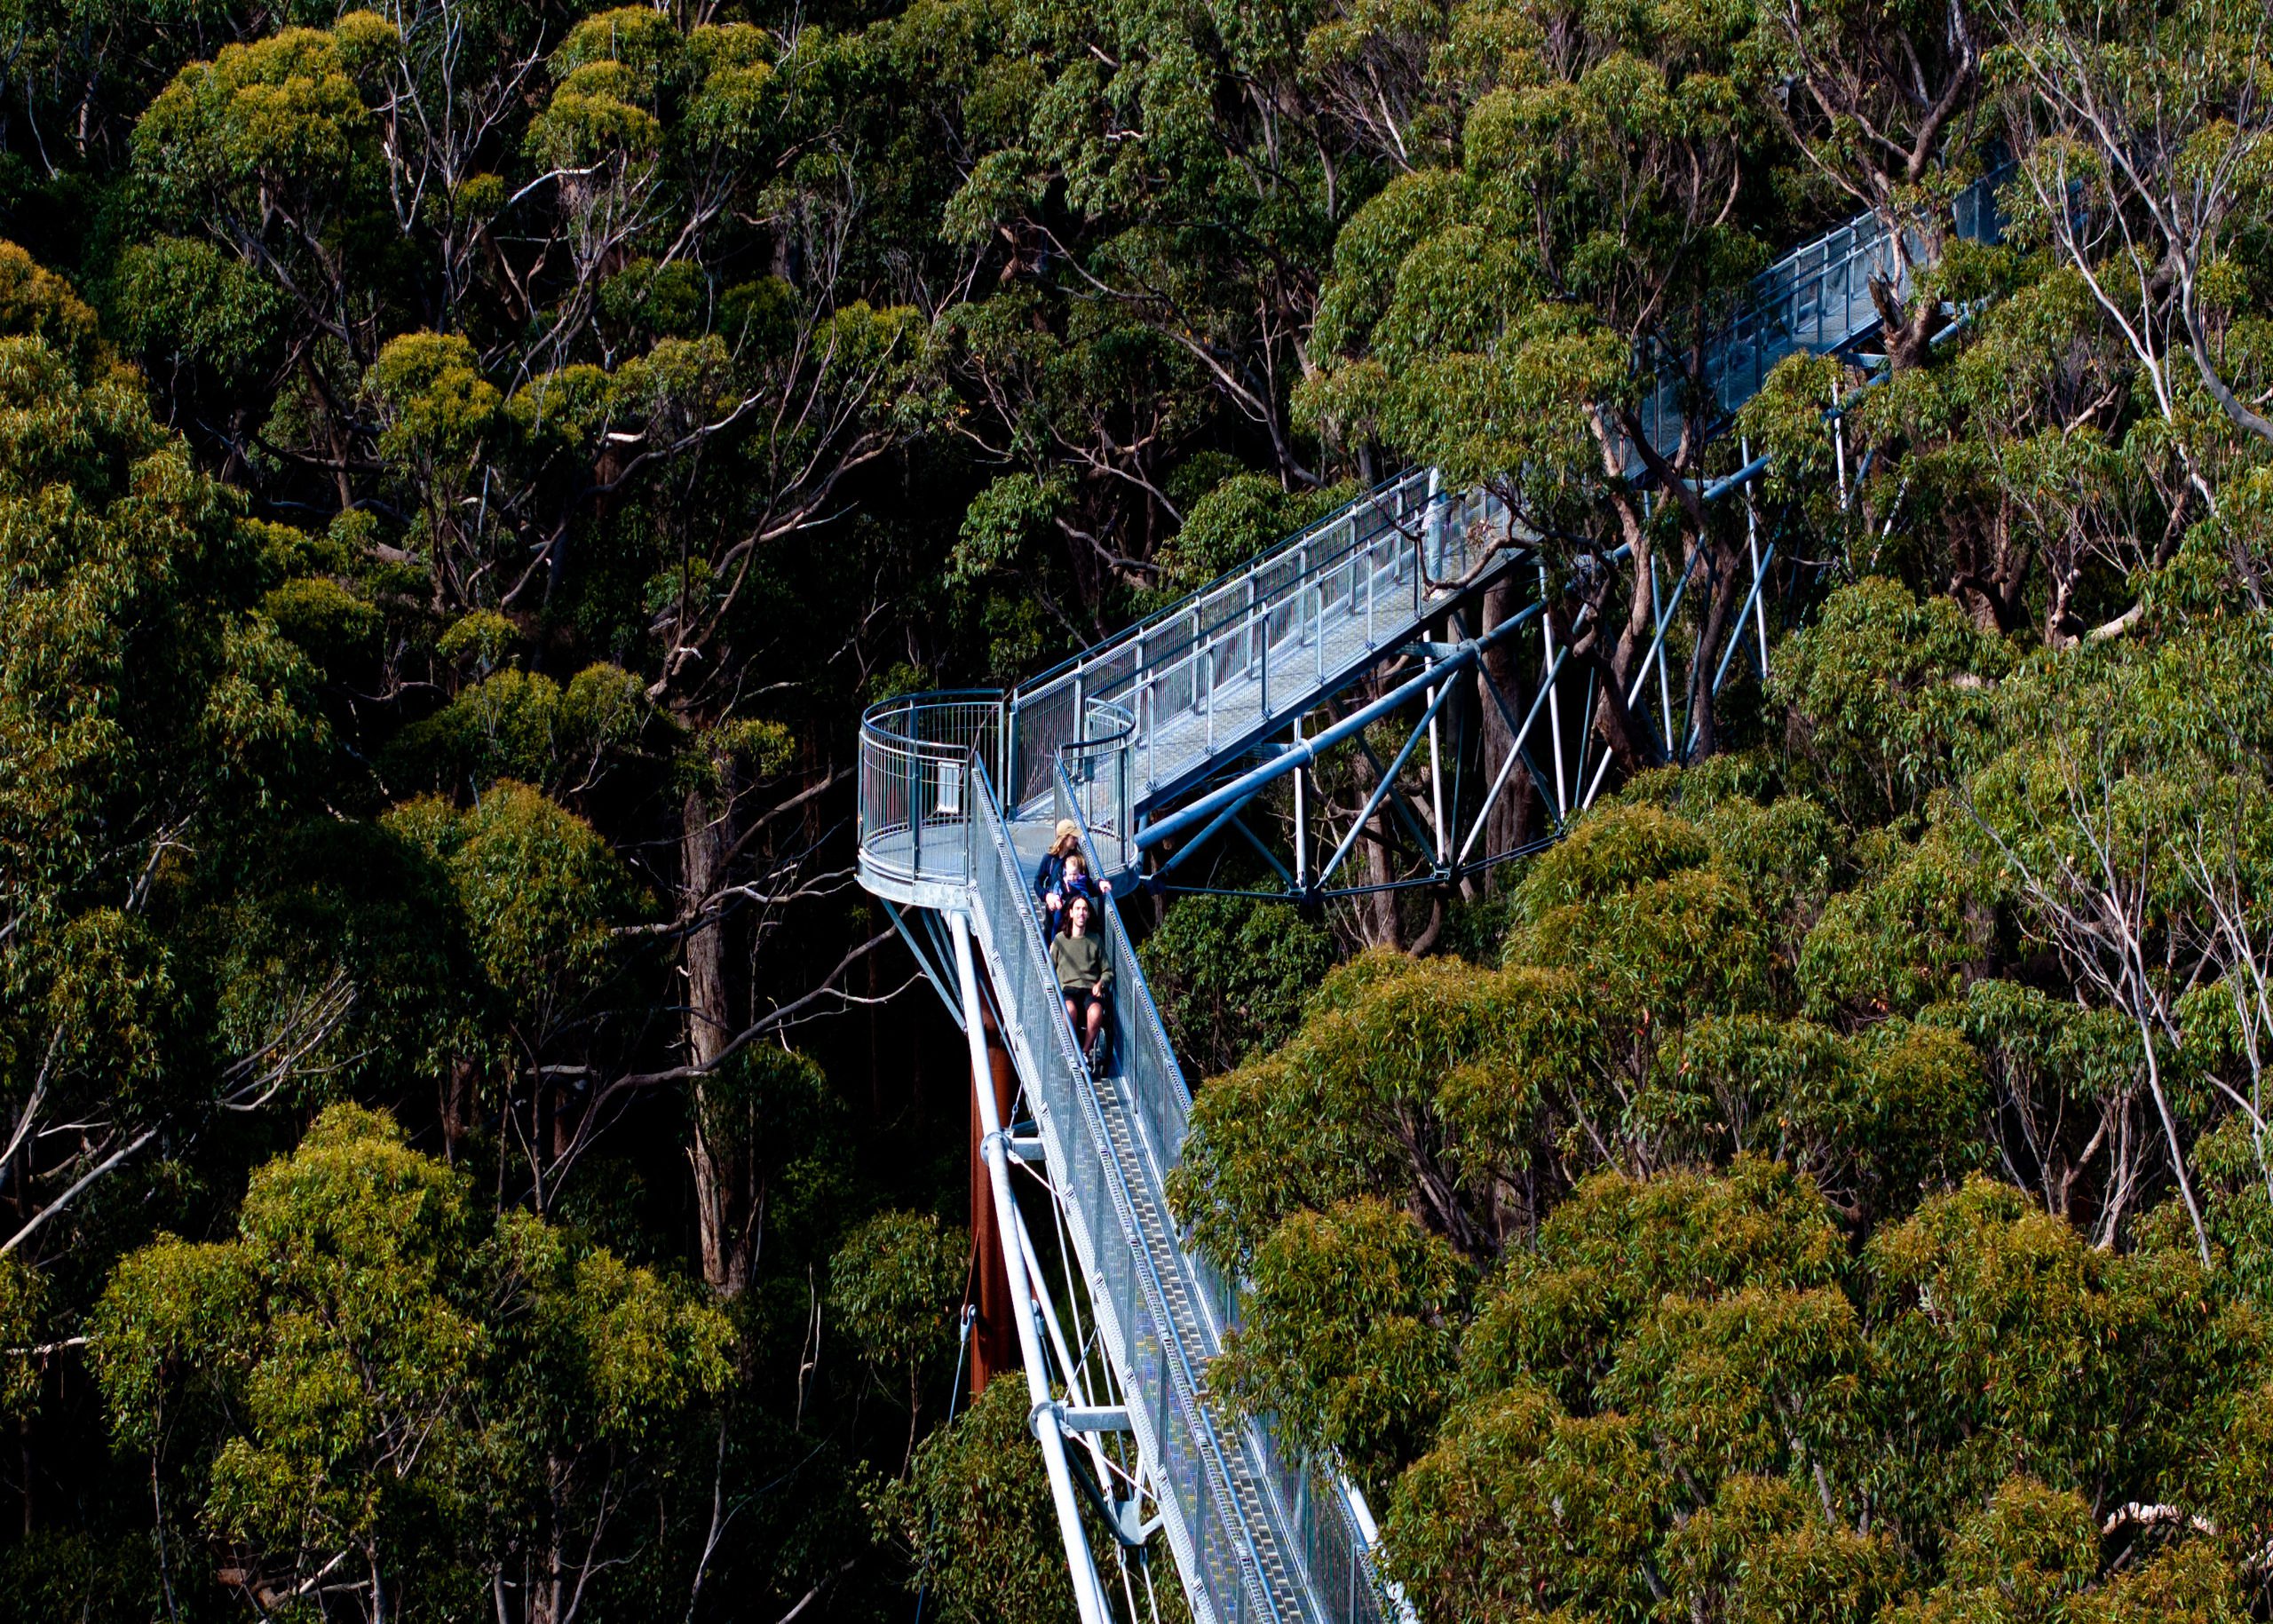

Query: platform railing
[[1059, 700, 1136, 879], [856, 693, 1003, 890], [1010, 465, 1443, 804], [1002, 170, 2011, 806], [1012, 472, 1519, 812], [1628, 167, 2008, 468]]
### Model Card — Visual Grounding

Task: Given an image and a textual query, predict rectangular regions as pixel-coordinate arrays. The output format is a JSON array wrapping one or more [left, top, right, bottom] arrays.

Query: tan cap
[[1055, 819, 1080, 842]]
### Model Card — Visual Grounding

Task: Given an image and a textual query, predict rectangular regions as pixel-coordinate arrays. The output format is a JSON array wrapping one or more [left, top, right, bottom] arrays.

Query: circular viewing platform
[[856, 692, 1003, 910]]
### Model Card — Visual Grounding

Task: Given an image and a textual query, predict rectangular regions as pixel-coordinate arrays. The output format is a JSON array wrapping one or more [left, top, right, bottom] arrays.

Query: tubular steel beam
[[1455, 645, 1568, 866], [882, 899, 964, 1029], [1318, 679, 1461, 886]]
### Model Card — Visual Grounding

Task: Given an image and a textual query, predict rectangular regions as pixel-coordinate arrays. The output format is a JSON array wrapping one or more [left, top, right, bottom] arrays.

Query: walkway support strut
[[951, 911, 1116, 1624]]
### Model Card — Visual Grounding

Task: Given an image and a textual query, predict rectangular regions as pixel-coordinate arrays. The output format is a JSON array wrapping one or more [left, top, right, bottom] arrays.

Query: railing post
[[1246, 574, 1257, 680], [1134, 640, 1150, 795], [1205, 629, 1216, 754], [1425, 466, 1442, 590], [1366, 525, 1375, 647], [1189, 607, 1201, 717], [1260, 597, 1271, 717]]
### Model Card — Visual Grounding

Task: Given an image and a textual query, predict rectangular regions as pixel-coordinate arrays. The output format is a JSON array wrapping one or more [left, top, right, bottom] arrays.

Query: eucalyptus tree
[[92, 1105, 734, 1622], [1382, 1168, 2263, 1623], [0, 247, 342, 1283], [123, 5, 954, 1288], [894, 0, 1458, 643], [1299, 0, 1794, 772], [1757, 0, 2000, 368], [1992, 0, 2273, 587]]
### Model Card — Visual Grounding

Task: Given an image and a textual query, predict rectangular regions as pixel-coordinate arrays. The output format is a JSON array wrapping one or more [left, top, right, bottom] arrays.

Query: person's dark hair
[[1065, 895, 1091, 929]]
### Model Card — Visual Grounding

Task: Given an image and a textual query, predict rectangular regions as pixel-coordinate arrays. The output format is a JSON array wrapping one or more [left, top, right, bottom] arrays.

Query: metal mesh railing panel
[[1627, 170, 2007, 471], [1056, 768, 1393, 1624], [857, 696, 1002, 885], [966, 767, 1281, 1624]]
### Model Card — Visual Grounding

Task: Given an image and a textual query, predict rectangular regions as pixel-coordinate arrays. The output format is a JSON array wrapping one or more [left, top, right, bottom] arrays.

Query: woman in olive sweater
[[1052, 894, 1112, 1065]]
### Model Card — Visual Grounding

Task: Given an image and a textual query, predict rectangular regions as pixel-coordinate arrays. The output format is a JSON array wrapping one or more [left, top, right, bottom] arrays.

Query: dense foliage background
[[6, 0, 2273, 1614]]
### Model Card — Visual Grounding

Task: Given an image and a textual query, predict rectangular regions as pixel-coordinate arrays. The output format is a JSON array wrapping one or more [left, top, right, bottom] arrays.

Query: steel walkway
[[855, 173, 2005, 1624]]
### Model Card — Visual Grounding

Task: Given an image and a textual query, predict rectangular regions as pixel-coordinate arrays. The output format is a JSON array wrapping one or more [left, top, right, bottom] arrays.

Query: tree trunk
[[1475, 577, 1541, 882], [1684, 535, 1744, 761], [1342, 694, 1405, 950], [1363, 798, 1402, 950], [441, 1055, 474, 1167], [1872, 256, 1946, 374], [682, 785, 748, 1297]]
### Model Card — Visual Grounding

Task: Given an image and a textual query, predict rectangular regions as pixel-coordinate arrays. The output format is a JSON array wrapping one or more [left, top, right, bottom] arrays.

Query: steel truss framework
[[853, 172, 2008, 1624], [1133, 525, 1786, 908]]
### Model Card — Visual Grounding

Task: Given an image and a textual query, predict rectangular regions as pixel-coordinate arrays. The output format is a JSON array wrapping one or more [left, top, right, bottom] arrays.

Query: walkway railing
[[1007, 170, 2008, 815], [1010, 472, 1512, 813], [964, 754, 1292, 1622], [1631, 170, 2007, 466], [1052, 771, 1388, 1623], [856, 692, 1004, 894], [1061, 700, 1136, 877]]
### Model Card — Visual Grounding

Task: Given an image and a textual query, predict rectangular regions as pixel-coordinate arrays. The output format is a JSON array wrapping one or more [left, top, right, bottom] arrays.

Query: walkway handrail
[[1012, 477, 1521, 810], [962, 751, 1289, 1624], [1629, 167, 2008, 464], [1011, 469, 1436, 700], [1055, 764, 1390, 1624], [1010, 168, 2009, 804], [1057, 699, 1136, 878], [1009, 468, 1447, 804]]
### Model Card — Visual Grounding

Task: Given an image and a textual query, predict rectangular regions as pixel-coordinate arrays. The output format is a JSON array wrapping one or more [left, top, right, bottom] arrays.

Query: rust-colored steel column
[[969, 966, 1020, 1398]]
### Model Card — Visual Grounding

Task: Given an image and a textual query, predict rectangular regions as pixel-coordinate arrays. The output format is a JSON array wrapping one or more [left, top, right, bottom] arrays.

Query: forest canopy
[[6, 0, 2273, 1615]]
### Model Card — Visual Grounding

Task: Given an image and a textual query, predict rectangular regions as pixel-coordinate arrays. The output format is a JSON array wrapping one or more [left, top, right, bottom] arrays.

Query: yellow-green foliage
[[829, 1209, 968, 1384], [1210, 1195, 1470, 1489], [93, 1106, 731, 1585], [1179, 724, 2273, 1622], [1170, 951, 1597, 1271], [1769, 577, 2013, 824], [383, 783, 643, 1043], [386, 661, 648, 796], [0, 243, 98, 373], [1377, 1167, 2265, 1624], [134, 24, 385, 206], [0, 283, 333, 1274]]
